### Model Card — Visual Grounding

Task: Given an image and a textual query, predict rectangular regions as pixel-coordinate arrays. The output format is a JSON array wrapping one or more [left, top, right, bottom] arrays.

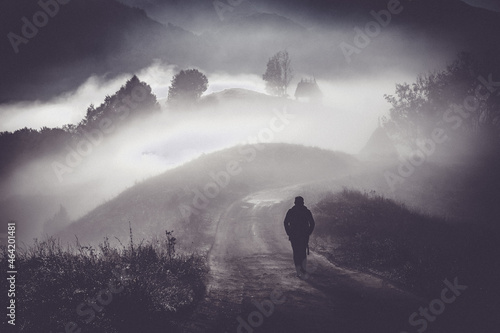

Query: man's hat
[[294, 196, 304, 205]]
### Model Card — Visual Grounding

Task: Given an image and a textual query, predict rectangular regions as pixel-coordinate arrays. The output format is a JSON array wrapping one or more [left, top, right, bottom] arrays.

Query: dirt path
[[182, 191, 427, 333]]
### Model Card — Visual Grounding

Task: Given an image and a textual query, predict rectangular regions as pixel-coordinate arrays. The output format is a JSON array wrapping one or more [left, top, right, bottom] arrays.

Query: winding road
[[183, 190, 427, 333]]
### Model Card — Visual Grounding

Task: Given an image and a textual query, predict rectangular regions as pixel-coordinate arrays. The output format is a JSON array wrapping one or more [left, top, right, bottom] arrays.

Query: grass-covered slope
[[58, 143, 359, 247], [310, 189, 499, 296]]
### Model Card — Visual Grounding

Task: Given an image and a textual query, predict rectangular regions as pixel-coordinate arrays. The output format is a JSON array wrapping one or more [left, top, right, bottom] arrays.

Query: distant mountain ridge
[[0, 0, 203, 102], [1, 0, 499, 103], [116, 0, 500, 27]]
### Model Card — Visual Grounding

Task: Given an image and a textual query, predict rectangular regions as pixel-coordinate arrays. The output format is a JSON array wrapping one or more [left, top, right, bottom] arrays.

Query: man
[[283, 196, 315, 279]]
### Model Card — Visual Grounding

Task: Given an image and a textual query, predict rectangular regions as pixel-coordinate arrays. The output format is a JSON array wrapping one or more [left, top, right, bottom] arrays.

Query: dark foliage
[[0, 127, 70, 175], [77, 75, 160, 132], [0, 76, 159, 179], [383, 53, 500, 154], [167, 69, 208, 107], [311, 188, 498, 296], [0, 229, 207, 332]]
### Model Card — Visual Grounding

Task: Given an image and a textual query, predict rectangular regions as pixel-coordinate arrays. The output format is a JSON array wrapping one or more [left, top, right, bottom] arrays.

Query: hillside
[[119, 0, 500, 56], [57, 143, 359, 246], [0, 85, 347, 246], [9, 182, 500, 332], [0, 0, 202, 102], [308, 189, 499, 331], [56, 170, 500, 332]]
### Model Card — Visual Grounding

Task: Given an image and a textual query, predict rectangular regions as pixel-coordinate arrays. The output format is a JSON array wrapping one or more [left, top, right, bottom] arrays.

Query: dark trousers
[[290, 237, 307, 268]]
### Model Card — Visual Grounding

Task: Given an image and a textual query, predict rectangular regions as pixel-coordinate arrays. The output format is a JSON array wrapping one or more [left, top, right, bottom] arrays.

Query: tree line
[[0, 76, 159, 177], [3, 51, 497, 181]]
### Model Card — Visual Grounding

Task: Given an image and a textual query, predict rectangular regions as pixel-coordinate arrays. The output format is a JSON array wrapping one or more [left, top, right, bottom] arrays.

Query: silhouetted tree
[[383, 53, 500, 150], [0, 76, 160, 179], [78, 75, 160, 132], [263, 50, 293, 97], [168, 69, 208, 106]]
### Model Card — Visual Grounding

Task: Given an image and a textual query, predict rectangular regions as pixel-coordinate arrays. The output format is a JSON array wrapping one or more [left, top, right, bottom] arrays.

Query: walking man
[[284, 196, 315, 279]]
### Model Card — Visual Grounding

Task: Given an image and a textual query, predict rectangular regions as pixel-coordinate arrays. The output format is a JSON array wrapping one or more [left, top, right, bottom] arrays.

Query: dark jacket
[[284, 205, 315, 240]]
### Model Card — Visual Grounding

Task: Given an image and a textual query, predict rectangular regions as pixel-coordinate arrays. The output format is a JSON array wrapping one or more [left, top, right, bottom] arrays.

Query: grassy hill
[[311, 190, 469, 291], [57, 143, 359, 248], [307, 188, 500, 330]]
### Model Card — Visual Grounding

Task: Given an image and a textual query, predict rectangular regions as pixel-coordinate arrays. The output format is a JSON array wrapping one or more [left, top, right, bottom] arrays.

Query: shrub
[[0, 229, 207, 332], [310, 188, 485, 295]]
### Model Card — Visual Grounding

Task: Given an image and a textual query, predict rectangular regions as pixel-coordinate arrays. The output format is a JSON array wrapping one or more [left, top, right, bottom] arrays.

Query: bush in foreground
[[0, 229, 207, 332]]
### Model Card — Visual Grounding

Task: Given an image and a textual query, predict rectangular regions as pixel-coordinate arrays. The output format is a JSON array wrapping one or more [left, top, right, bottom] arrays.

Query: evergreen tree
[[78, 75, 160, 132]]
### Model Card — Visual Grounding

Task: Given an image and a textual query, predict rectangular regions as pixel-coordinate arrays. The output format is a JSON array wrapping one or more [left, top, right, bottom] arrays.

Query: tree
[[78, 75, 159, 132], [168, 69, 208, 106], [383, 53, 500, 150], [263, 50, 293, 97]]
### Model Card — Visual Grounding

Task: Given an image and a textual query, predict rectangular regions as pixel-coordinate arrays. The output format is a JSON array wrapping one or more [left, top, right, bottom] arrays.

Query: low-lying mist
[[0, 10, 463, 243], [0, 62, 406, 243]]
